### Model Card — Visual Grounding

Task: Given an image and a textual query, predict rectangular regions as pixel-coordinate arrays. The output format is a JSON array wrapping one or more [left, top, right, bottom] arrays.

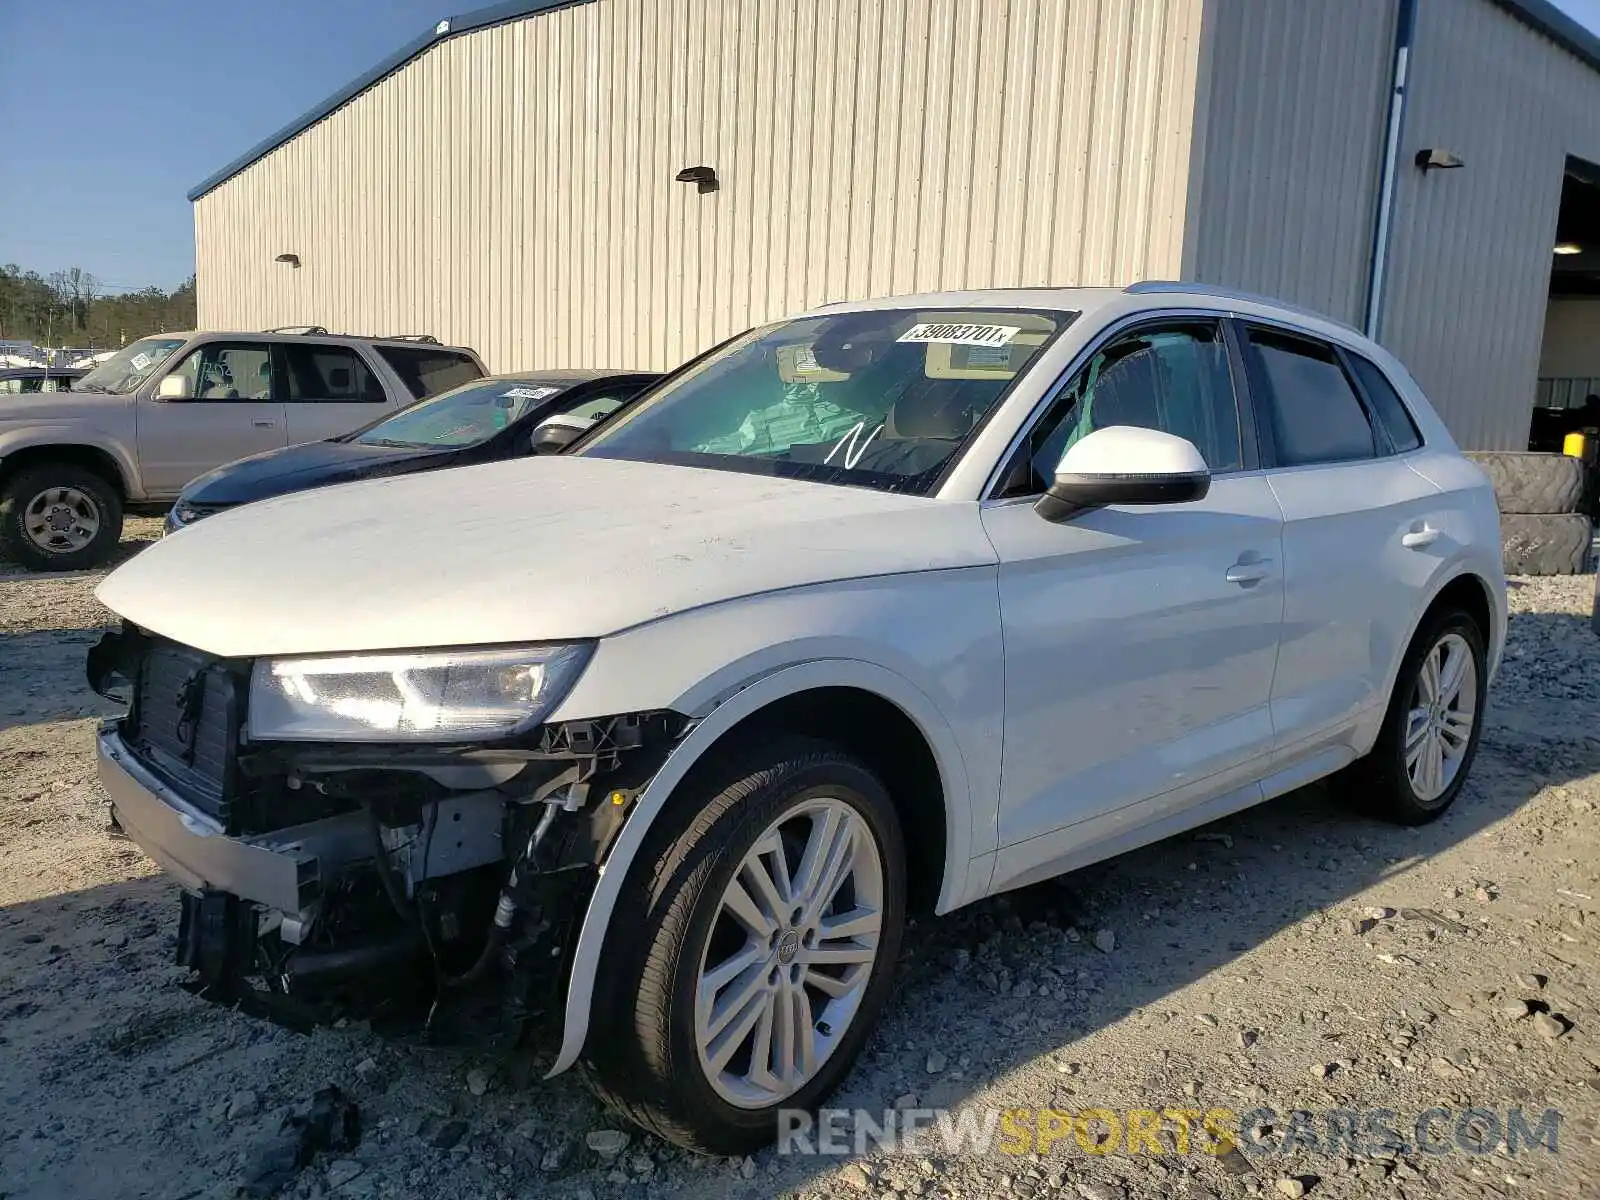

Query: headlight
[[166, 499, 212, 531], [247, 644, 592, 742]]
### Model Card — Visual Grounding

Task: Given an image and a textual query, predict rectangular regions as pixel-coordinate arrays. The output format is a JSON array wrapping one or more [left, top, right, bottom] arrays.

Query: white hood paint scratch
[[96, 454, 995, 658]]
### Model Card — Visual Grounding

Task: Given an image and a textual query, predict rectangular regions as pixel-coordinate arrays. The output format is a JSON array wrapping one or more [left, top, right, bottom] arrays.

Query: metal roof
[[186, 0, 593, 202], [187, 0, 1600, 204], [1494, 0, 1600, 74]]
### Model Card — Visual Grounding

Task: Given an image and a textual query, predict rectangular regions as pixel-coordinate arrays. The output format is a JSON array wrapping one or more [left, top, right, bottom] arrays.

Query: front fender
[[545, 656, 979, 1078], [0, 425, 142, 497]]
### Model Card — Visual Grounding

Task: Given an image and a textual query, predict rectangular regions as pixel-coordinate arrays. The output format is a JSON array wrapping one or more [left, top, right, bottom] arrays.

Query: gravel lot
[[2, 529, 1598, 1200]]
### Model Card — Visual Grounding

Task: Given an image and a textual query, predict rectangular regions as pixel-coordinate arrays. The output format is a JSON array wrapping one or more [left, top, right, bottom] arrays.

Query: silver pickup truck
[[0, 329, 486, 571]]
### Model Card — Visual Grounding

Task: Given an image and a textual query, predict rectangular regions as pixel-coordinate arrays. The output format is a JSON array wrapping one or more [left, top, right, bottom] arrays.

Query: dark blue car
[[165, 369, 658, 532]]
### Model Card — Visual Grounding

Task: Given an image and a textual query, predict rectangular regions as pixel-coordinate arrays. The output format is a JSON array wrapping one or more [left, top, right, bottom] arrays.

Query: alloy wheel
[[1404, 630, 1478, 803], [693, 797, 884, 1109], [23, 486, 101, 555]]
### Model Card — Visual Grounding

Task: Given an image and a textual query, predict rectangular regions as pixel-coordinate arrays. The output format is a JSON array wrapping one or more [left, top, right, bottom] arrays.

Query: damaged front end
[[88, 624, 686, 1038]]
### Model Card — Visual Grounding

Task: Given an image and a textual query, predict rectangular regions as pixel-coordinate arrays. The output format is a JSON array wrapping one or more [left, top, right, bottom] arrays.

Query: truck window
[[375, 346, 483, 399]]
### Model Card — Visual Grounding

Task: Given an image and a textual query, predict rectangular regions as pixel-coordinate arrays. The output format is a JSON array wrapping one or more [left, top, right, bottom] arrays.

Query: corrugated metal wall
[[1379, 0, 1600, 450], [195, 0, 1206, 372], [1189, 0, 1600, 450], [1182, 0, 1399, 326]]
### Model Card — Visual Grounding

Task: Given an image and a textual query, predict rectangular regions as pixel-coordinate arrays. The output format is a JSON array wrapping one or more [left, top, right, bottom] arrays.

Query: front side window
[[72, 336, 187, 395], [1246, 328, 1376, 466], [166, 342, 275, 401], [351, 378, 570, 449], [579, 308, 1071, 495], [376, 346, 484, 399], [280, 344, 385, 403], [1000, 321, 1243, 496]]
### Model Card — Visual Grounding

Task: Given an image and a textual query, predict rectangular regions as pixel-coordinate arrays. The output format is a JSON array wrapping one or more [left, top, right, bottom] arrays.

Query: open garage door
[[1532, 158, 1600, 451]]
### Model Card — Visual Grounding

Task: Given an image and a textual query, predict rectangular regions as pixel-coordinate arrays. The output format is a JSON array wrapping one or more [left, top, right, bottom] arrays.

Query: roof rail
[[1123, 281, 1363, 335], [263, 324, 330, 335], [381, 333, 442, 344]]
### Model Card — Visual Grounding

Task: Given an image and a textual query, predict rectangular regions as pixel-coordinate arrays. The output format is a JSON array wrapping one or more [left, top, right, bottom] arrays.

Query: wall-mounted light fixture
[[274, 252, 301, 268], [1554, 242, 1584, 256], [1414, 148, 1465, 172], [675, 165, 718, 194]]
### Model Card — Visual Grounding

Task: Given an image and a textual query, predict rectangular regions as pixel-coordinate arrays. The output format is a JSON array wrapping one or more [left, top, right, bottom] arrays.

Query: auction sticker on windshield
[[503, 387, 560, 401], [130, 353, 151, 370], [897, 323, 1020, 347]]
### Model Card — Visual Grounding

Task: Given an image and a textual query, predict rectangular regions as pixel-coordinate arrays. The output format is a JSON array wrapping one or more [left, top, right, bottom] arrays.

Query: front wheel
[[1351, 605, 1488, 824], [0, 464, 124, 572], [582, 737, 906, 1155]]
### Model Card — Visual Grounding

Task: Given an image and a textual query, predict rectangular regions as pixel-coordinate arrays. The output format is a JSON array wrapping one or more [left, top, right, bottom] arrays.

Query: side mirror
[[527, 412, 594, 454], [157, 373, 191, 400], [1035, 425, 1210, 523]]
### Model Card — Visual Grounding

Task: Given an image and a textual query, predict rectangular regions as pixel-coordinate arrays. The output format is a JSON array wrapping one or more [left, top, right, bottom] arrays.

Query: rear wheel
[[1350, 606, 1487, 824], [0, 464, 124, 572], [582, 737, 905, 1155]]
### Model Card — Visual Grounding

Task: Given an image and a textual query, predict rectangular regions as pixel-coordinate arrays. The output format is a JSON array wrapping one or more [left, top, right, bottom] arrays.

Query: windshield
[[350, 377, 569, 449], [72, 336, 187, 394], [578, 308, 1070, 494]]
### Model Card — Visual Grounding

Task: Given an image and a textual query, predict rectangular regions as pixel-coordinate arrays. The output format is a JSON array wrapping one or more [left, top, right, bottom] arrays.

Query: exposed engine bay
[[87, 623, 687, 1041]]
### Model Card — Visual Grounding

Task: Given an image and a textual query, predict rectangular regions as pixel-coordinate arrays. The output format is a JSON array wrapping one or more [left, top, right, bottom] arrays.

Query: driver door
[[135, 341, 288, 496], [981, 317, 1286, 894]]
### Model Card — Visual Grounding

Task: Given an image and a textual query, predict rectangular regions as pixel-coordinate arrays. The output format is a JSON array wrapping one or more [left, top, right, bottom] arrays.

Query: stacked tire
[[1466, 452, 1592, 576]]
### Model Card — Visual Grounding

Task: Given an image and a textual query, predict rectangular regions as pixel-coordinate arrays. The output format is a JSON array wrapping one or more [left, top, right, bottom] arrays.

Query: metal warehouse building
[[190, 0, 1600, 451]]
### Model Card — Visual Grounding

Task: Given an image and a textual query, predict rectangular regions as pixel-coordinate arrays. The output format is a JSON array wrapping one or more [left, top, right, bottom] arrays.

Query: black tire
[[1349, 605, 1488, 825], [1500, 512, 1592, 576], [1465, 451, 1586, 515], [581, 736, 906, 1155], [0, 463, 124, 572]]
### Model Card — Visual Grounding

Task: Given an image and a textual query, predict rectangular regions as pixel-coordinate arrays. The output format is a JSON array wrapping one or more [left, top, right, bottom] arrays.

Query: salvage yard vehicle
[[0, 329, 485, 571], [88, 284, 1506, 1154], [0, 364, 86, 395], [164, 370, 660, 531]]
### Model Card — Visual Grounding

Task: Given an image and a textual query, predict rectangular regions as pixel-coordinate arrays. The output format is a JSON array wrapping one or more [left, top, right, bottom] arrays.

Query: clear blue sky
[[3, 0, 1600, 292]]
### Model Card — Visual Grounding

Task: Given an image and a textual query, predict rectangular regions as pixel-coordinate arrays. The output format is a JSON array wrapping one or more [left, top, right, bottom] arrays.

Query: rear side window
[[1245, 329, 1375, 466], [1348, 353, 1423, 452], [377, 346, 483, 399], [279, 344, 385, 402]]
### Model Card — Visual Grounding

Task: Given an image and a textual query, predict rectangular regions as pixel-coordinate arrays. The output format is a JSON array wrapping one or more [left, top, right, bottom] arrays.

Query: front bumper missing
[[97, 727, 368, 914]]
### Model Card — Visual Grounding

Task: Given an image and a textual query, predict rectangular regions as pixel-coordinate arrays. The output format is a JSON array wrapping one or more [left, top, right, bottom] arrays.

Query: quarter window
[[279, 344, 385, 402], [1001, 321, 1243, 496], [1245, 329, 1376, 466], [376, 346, 483, 399], [1348, 353, 1423, 452]]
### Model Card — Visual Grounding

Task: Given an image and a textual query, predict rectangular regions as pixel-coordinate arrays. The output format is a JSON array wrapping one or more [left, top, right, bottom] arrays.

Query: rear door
[[279, 342, 398, 445], [135, 340, 287, 496], [1237, 321, 1445, 766]]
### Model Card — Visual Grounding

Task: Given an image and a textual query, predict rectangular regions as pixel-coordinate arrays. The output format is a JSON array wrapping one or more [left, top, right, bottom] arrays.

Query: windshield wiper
[[359, 437, 431, 449]]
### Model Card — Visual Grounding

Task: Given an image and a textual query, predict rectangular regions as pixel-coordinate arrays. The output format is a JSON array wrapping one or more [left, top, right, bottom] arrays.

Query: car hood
[[181, 439, 448, 504], [0, 391, 123, 423], [97, 454, 994, 658]]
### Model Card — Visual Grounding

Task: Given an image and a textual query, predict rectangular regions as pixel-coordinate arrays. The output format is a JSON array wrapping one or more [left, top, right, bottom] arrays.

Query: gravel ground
[[2, 535, 1598, 1200]]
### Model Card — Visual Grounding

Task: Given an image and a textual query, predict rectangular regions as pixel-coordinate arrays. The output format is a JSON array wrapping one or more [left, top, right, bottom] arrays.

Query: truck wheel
[[1464, 451, 1586, 515], [1349, 605, 1487, 825], [0, 464, 124, 572], [1499, 512, 1593, 576], [582, 737, 906, 1155]]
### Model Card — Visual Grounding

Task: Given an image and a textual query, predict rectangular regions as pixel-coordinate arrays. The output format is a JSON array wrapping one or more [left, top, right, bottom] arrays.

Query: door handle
[[1402, 525, 1439, 549], [252, 418, 279, 429], [1225, 557, 1274, 585]]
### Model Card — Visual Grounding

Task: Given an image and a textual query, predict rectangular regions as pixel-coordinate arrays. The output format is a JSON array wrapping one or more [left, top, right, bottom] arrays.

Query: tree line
[[0, 264, 197, 350]]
